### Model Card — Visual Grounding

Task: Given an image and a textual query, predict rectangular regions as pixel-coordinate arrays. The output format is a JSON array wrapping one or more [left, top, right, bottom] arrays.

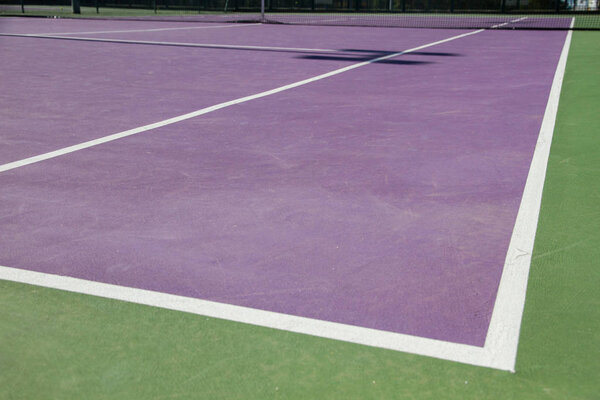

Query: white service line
[[0, 29, 484, 174], [0, 32, 342, 53], [28, 23, 258, 36], [492, 16, 528, 29]]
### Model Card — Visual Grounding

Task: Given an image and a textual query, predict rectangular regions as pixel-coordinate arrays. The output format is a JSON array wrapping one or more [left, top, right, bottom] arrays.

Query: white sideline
[[0, 29, 484, 173], [0, 24, 574, 371], [482, 20, 574, 372]]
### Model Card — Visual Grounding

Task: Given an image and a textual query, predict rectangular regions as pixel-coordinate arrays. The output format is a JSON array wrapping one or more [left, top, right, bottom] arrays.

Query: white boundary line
[[0, 26, 573, 371], [0, 265, 491, 366], [26, 23, 258, 36]]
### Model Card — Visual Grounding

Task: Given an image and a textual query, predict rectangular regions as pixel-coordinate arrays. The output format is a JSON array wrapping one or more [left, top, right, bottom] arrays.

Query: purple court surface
[[0, 18, 567, 347]]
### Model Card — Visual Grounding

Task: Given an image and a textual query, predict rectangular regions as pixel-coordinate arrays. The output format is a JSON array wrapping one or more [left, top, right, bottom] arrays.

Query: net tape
[[1, 0, 599, 29]]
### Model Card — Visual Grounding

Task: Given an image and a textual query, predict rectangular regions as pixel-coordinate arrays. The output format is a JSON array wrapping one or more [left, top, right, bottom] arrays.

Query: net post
[[20, 0, 24, 13], [261, 0, 265, 22], [72, 0, 81, 14]]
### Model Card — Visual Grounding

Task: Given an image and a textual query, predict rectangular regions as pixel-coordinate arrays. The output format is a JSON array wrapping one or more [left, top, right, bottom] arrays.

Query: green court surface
[[1, 32, 598, 399]]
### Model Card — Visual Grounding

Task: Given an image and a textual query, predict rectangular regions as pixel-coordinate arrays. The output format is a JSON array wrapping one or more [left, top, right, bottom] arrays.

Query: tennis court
[[0, 8, 598, 399]]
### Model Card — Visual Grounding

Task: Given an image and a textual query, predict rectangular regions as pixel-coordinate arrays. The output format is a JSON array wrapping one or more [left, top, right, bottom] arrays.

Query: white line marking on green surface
[[0, 25, 573, 372]]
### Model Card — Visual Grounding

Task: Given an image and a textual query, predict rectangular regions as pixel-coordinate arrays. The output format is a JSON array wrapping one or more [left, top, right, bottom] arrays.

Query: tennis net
[[1, 0, 599, 29]]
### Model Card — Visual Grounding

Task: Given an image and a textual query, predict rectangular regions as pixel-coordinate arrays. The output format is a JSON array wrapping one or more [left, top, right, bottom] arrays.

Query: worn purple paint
[[0, 19, 567, 346]]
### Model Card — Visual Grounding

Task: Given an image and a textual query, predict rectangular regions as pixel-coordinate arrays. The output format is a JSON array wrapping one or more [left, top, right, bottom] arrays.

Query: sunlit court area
[[0, 1, 598, 398]]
